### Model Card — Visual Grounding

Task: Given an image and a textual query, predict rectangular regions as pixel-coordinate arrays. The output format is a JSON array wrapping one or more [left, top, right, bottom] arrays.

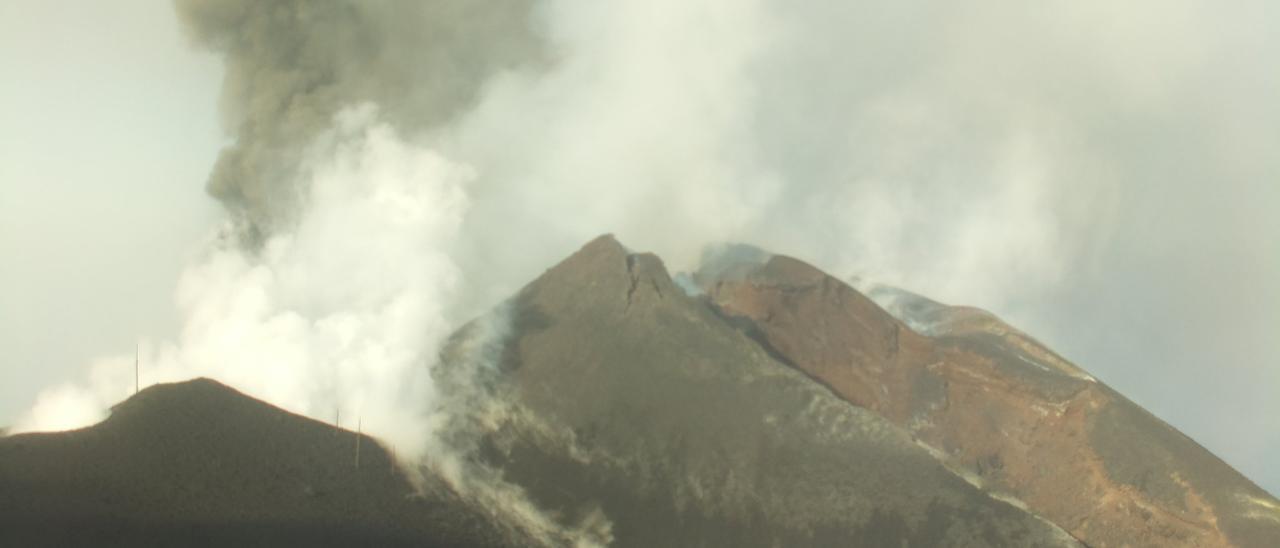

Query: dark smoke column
[[173, 0, 546, 239]]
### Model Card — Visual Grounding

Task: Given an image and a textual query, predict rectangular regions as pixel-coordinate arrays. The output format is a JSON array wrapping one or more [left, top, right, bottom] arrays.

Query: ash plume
[[174, 0, 546, 236], [14, 0, 1280, 501]]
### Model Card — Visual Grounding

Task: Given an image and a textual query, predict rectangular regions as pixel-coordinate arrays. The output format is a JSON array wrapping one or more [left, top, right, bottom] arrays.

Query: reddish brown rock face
[[702, 256, 935, 422], [442, 235, 1086, 547], [6, 236, 1276, 547], [700, 253, 1280, 548]]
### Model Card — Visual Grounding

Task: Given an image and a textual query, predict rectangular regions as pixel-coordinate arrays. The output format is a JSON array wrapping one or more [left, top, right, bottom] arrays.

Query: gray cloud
[[10, 0, 1278, 499], [173, 0, 546, 236]]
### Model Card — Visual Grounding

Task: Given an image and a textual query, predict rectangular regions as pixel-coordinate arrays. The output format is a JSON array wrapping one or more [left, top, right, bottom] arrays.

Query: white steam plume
[[17, 0, 1062, 443], [16, 0, 1280, 497], [18, 106, 472, 465]]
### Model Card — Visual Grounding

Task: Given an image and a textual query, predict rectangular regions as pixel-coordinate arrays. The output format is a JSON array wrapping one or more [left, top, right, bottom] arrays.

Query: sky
[[0, 1, 1276, 496], [0, 2, 221, 422]]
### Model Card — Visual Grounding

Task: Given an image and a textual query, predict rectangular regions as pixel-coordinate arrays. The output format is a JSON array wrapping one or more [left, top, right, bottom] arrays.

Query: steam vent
[[3, 235, 1277, 547]]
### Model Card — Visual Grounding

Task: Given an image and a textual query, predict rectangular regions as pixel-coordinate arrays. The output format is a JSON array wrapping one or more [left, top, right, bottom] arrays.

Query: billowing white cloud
[[9, 0, 1279, 496], [17, 106, 473, 465]]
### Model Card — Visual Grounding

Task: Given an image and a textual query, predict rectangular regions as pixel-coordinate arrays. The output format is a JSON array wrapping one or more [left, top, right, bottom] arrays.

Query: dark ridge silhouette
[[6, 235, 1277, 546], [0, 378, 504, 547]]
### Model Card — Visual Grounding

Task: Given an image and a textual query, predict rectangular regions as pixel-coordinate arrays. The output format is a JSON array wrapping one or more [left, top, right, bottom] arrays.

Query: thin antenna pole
[[134, 342, 139, 395], [355, 417, 362, 470]]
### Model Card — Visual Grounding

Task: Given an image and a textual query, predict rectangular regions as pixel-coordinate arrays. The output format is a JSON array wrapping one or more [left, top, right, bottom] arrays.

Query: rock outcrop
[[5, 235, 1276, 547], [437, 235, 1079, 546], [697, 247, 1280, 547]]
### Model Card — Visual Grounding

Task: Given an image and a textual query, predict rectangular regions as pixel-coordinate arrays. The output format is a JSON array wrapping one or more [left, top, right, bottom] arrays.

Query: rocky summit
[[695, 243, 1280, 547], [3, 235, 1277, 547]]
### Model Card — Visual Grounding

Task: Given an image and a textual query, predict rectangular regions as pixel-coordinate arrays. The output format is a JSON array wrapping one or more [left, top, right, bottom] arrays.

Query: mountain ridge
[[3, 234, 1276, 547], [431, 234, 1079, 546], [0, 378, 505, 547], [696, 247, 1280, 547]]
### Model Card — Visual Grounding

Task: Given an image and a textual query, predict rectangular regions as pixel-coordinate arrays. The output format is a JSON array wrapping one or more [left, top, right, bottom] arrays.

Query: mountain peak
[[6, 235, 1278, 547], [697, 251, 934, 418], [118, 376, 240, 405], [694, 243, 1280, 547], [521, 234, 679, 317], [562, 233, 628, 271], [1, 378, 503, 547], [462, 236, 1082, 546], [106, 377, 296, 432]]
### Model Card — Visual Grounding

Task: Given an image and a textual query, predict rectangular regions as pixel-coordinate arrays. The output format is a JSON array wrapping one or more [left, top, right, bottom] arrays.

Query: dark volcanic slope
[[0, 379, 502, 548], [7, 235, 1268, 547], [698, 250, 1280, 547], [441, 235, 1078, 547]]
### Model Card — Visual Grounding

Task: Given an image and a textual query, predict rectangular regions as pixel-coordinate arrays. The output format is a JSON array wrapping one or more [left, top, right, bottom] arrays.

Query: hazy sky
[[1, 1, 1276, 497], [0, 1, 221, 420]]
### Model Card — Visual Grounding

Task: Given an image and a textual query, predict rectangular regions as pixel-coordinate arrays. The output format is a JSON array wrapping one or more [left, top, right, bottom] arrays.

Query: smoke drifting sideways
[[14, 0, 1280, 499], [20, 106, 472, 463], [174, 0, 546, 239]]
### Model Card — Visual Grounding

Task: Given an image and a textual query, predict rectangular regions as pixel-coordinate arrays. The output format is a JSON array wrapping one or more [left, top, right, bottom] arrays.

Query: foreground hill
[[0, 379, 503, 547]]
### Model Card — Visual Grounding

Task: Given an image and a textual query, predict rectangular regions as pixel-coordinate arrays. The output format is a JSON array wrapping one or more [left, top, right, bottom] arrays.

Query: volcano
[[3, 235, 1277, 547]]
